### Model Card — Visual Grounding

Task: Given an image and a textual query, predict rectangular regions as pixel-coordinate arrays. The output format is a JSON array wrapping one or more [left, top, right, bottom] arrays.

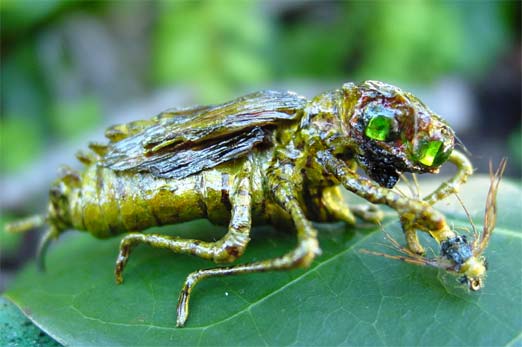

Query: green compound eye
[[365, 115, 393, 141], [417, 140, 450, 166]]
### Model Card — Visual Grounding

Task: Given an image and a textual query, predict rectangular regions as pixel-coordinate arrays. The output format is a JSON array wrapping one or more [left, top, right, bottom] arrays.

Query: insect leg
[[321, 186, 356, 225], [36, 226, 60, 271], [317, 151, 455, 253], [324, 160, 385, 224], [349, 204, 384, 224], [114, 173, 253, 284], [422, 150, 473, 205], [176, 179, 320, 327]]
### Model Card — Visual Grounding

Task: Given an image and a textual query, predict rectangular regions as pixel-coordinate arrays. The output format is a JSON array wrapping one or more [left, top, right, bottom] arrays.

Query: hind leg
[[115, 174, 252, 284], [176, 178, 320, 327], [321, 186, 383, 225]]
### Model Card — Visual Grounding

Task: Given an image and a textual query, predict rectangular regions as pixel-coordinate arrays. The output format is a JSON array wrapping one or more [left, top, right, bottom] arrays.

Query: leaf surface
[[5, 176, 522, 346]]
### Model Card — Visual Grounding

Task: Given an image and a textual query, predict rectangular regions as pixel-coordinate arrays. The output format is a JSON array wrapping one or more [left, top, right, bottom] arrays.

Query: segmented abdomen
[[68, 164, 234, 238]]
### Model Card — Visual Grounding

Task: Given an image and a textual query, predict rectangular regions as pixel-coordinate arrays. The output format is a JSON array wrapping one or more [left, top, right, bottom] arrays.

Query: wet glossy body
[[8, 81, 478, 327]]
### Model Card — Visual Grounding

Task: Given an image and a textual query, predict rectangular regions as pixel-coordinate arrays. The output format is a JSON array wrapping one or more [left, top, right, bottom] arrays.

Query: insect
[[362, 158, 507, 291], [7, 80, 474, 327]]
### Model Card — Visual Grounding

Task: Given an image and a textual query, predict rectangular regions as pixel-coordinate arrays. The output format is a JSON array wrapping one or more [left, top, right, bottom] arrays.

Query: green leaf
[[0, 297, 60, 347], [4, 176, 522, 346]]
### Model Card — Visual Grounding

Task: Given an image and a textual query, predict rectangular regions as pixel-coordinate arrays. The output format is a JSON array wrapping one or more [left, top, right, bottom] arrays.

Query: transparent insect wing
[[474, 158, 507, 255], [102, 90, 307, 179]]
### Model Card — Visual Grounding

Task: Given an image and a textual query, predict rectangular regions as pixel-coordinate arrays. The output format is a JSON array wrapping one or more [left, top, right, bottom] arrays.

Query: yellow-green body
[[50, 90, 356, 240], [9, 81, 484, 327], [50, 84, 458, 241], [67, 149, 307, 238], [73, 164, 240, 238]]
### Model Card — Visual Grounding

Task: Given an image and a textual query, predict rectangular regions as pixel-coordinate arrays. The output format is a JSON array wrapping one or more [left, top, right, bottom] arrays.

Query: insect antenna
[[398, 173, 418, 199], [453, 226, 471, 234], [475, 158, 507, 256], [411, 173, 421, 199], [392, 184, 409, 198], [453, 192, 479, 244], [454, 133, 472, 157]]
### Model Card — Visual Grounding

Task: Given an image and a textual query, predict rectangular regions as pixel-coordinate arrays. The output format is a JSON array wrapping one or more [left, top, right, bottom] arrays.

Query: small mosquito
[[362, 158, 507, 291]]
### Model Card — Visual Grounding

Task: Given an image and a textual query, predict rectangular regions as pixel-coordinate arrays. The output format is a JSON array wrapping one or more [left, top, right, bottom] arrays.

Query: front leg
[[422, 150, 473, 205], [321, 186, 384, 225], [317, 151, 455, 253], [321, 186, 356, 225]]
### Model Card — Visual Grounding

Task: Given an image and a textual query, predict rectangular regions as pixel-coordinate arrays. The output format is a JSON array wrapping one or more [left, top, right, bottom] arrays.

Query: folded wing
[[101, 90, 306, 179]]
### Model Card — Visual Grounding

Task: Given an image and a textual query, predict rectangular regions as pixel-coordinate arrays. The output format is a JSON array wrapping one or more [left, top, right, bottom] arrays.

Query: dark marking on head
[[355, 148, 401, 188], [440, 235, 472, 270]]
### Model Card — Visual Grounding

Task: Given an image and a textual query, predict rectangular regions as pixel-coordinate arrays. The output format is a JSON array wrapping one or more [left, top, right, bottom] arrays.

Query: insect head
[[344, 81, 455, 188]]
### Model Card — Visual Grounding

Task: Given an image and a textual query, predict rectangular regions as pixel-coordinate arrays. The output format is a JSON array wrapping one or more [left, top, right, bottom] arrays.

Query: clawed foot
[[406, 239, 426, 255], [114, 244, 130, 284], [176, 271, 200, 327], [351, 204, 384, 224]]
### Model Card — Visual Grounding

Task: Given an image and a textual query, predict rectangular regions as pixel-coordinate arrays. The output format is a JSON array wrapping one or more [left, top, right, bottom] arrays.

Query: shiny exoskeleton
[[8, 81, 479, 327]]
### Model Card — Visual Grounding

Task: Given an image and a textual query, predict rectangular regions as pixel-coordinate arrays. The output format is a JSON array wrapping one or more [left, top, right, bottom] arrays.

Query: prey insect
[[362, 159, 507, 291], [7, 81, 473, 327]]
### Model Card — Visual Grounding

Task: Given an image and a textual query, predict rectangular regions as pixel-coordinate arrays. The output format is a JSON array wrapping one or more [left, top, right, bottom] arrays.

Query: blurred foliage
[[1, 41, 47, 173], [153, 1, 270, 102], [0, 117, 42, 173], [49, 96, 101, 141], [0, 0, 63, 36], [276, 1, 511, 82], [0, 215, 23, 255], [0, 0, 518, 175]]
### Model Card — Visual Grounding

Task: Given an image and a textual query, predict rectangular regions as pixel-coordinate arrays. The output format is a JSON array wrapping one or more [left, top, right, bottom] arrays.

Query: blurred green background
[[1, 0, 520, 286]]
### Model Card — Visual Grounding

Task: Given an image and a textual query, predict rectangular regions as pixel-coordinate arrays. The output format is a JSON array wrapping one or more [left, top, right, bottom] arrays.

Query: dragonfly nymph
[[8, 81, 478, 326]]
